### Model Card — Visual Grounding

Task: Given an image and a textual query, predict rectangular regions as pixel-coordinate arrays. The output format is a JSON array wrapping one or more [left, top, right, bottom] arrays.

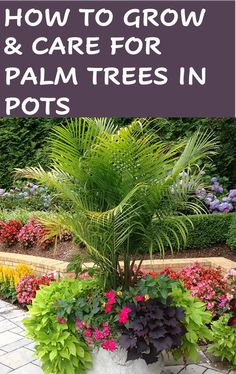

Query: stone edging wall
[[0, 252, 235, 276]]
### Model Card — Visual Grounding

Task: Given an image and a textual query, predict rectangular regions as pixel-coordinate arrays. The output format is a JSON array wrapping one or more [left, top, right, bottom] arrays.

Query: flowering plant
[[0, 219, 22, 246], [0, 263, 34, 301], [160, 263, 235, 316], [16, 273, 55, 305], [17, 217, 56, 250], [196, 177, 236, 214], [54, 274, 212, 364]]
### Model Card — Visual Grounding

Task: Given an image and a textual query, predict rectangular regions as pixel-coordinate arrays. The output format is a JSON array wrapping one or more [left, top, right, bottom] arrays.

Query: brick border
[[0, 252, 235, 276]]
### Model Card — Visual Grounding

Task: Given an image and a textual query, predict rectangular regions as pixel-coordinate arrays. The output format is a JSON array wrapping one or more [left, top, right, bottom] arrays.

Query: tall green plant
[[16, 118, 217, 289]]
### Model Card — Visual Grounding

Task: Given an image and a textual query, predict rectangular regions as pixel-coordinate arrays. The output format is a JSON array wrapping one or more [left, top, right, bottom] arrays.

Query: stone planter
[[87, 347, 164, 374]]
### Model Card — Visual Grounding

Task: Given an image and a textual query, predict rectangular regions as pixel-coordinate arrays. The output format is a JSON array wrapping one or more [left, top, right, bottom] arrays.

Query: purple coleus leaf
[[120, 334, 137, 349]]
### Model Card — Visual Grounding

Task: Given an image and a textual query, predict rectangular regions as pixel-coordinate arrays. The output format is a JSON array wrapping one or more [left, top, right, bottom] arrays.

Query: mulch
[[1, 241, 236, 264]]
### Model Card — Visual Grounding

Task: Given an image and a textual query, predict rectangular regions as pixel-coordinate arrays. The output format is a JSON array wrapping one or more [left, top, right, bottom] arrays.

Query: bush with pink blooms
[[17, 217, 56, 250], [16, 273, 55, 305], [160, 263, 236, 317]]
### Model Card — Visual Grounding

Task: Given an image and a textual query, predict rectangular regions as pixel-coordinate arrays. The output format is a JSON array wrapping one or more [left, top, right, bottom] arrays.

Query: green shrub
[[23, 278, 94, 374], [208, 314, 236, 366], [156, 213, 234, 251], [0, 209, 51, 225], [0, 195, 49, 212], [226, 214, 236, 251], [184, 213, 234, 249]]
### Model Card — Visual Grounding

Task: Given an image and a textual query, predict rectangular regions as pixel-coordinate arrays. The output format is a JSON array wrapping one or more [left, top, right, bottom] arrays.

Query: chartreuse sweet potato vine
[[23, 277, 99, 374], [16, 118, 217, 289]]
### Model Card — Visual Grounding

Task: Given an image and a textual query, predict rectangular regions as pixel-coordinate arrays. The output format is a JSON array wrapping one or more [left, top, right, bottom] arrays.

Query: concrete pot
[[87, 347, 164, 374]]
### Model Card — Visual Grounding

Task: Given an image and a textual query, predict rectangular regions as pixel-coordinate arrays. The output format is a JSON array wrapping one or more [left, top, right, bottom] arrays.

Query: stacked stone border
[[0, 252, 235, 276]]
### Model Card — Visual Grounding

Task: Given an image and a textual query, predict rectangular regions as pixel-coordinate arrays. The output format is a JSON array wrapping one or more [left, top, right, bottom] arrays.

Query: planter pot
[[87, 347, 164, 374]]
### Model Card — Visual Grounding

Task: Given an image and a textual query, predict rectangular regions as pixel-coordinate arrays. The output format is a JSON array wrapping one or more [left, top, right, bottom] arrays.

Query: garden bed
[[1, 241, 236, 264]]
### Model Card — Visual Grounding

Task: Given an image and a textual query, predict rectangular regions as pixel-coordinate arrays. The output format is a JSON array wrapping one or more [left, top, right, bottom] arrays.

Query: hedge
[[154, 213, 235, 251], [226, 214, 236, 251]]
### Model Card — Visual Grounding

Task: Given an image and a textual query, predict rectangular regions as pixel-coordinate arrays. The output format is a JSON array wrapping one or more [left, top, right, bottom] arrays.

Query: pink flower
[[101, 339, 117, 351], [76, 320, 83, 331], [56, 316, 67, 324], [135, 295, 143, 302], [93, 324, 110, 340], [105, 290, 116, 305], [118, 307, 132, 324], [83, 329, 92, 338]]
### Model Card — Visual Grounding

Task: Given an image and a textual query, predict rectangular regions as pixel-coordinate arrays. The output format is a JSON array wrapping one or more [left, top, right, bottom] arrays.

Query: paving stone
[[163, 365, 185, 373], [204, 370, 229, 374], [0, 347, 34, 369], [2, 337, 33, 352], [0, 331, 22, 348], [26, 342, 35, 351], [181, 364, 206, 373], [0, 363, 12, 374], [0, 319, 18, 333], [32, 359, 41, 366], [0, 305, 17, 314], [10, 327, 24, 335], [10, 363, 43, 373], [0, 349, 6, 356], [5, 309, 27, 320]]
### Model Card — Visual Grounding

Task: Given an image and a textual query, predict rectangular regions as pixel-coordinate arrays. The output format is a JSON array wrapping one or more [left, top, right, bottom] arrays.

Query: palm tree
[[16, 118, 217, 289]]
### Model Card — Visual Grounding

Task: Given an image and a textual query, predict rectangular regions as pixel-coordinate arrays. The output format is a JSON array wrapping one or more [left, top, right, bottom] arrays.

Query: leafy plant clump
[[0, 219, 22, 246], [227, 214, 236, 251], [208, 313, 236, 366], [23, 277, 94, 374], [0, 263, 34, 302], [52, 274, 212, 366], [160, 263, 235, 316], [119, 297, 185, 364], [16, 273, 55, 305], [16, 118, 217, 289]]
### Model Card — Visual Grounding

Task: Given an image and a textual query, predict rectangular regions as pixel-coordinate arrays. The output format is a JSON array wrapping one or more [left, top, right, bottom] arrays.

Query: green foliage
[[166, 213, 234, 250], [0, 279, 17, 303], [0, 118, 61, 188], [16, 118, 217, 289], [171, 287, 212, 361], [152, 118, 236, 187], [0, 118, 130, 189], [226, 214, 236, 251], [0, 209, 51, 224], [23, 278, 93, 374], [208, 314, 236, 366], [0, 194, 48, 212]]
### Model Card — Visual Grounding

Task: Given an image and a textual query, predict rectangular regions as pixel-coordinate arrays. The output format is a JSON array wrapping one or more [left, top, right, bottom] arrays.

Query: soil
[[1, 242, 236, 263]]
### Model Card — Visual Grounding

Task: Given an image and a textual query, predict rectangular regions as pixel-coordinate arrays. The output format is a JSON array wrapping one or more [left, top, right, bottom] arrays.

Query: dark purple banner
[[0, 1, 235, 117]]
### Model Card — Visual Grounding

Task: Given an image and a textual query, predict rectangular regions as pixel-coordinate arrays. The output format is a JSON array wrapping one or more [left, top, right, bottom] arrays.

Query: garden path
[[0, 300, 233, 374]]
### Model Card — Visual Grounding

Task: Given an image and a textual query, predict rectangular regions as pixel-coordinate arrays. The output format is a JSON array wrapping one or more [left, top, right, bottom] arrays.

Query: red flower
[[228, 315, 236, 326], [149, 271, 157, 279], [118, 307, 132, 324], [104, 303, 112, 313], [135, 295, 143, 302], [230, 299, 236, 310]]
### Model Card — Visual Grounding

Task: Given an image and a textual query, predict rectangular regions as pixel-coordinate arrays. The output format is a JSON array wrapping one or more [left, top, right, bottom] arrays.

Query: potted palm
[[18, 118, 216, 373]]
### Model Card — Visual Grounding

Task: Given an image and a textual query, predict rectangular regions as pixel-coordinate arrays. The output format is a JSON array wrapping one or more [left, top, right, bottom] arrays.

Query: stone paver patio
[[0, 299, 234, 374]]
